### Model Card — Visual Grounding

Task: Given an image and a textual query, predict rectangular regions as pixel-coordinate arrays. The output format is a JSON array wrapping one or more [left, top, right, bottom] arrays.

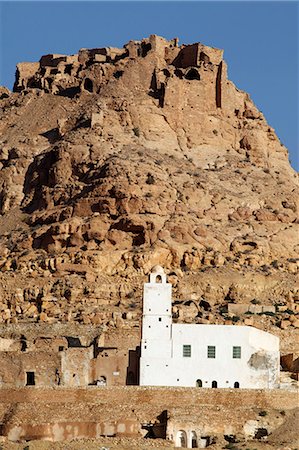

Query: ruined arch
[[234, 381, 240, 388], [196, 379, 202, 387], [212, 380, 217, 388]]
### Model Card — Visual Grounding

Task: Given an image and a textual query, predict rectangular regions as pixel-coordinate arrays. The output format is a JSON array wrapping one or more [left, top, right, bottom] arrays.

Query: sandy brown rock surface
[[0, 35, 298, 353]]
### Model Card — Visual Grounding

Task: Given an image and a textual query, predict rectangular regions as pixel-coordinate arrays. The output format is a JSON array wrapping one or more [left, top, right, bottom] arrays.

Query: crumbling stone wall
[[0, 351, 60, 387]]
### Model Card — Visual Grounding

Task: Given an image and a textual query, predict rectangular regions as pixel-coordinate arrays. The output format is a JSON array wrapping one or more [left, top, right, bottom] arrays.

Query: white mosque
[[139, 266, 280, 389]]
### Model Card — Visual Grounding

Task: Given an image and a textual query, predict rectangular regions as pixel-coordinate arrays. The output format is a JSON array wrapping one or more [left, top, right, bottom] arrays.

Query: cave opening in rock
[[84, 78, 93, 93]]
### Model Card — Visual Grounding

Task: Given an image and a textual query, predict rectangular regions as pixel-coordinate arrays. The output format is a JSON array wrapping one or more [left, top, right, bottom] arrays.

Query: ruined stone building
[[140, 266, 280, 389], [0, 329, 139, 388], [0, 266, 280, 389]]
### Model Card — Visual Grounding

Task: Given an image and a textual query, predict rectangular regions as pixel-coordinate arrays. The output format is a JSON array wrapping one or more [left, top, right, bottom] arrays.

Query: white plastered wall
[[140, 268, 280, 389]]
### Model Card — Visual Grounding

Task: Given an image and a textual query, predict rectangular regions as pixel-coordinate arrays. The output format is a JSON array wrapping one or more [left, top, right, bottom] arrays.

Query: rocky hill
[[0, 35, 298, 352]]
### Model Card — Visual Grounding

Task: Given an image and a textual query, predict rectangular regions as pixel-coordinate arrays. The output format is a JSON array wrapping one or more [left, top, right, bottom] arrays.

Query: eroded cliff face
[[0, 35, 298, 348]]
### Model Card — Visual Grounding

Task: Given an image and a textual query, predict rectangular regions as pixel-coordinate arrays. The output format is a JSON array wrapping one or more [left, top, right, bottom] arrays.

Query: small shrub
[[271, 260, 279, 269], [251, 299, 261, 305], [213, 129, 218, 135], [284, 309, 294, 315], [232, 316, 240, 323], [259, 410, 267, 417], [128, 302, 137, 309], [133, 127, 140, 137], [146, 173, 155, 185]]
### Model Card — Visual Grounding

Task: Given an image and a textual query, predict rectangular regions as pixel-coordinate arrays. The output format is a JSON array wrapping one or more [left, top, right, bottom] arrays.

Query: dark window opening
[[156, 275, 162, 283], [113, 70, 124, 79], [139, 42, 152, 57], [183, 345, 191, 357], [159, 317, 162, 322], [84, 78, 93, 92], [148, 71, 165, 107], [21, 335, 27, 352], [26, 371, 35, 386], [45, 77, 53, 89], [66, 337, 82, 347], [27, 78, 41, 89], [55, 368, 60, 385], [196, 379, 202, 387], [58, 86, 80, 98], [199, 51, 210, 63], [127, 371, 135, 385], [174, 69, 184, 79], [58, 346, 64, 352], [212, 380, 217, 388], [207, 346, 216, 358], [234, 381, 240, 388], [185, 68, 200, 80], [64, 64, 72, 75], [216, 61, 222, 108], [233, 346, 241, 359]]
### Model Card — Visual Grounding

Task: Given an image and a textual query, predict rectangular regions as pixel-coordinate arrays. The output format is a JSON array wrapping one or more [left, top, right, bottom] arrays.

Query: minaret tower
[[140, 266, 173, 385]]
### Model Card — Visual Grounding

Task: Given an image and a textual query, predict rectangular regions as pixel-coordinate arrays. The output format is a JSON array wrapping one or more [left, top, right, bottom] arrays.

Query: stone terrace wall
[[1, 386, 297, 409], [0, 387, 297, 442]]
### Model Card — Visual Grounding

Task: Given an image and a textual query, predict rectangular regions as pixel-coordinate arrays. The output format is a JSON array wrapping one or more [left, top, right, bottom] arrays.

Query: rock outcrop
[[0, 35, 298, 351]]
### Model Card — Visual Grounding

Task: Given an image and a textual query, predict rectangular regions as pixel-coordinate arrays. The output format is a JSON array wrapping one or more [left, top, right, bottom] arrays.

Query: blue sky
[[0, 1, 298, 170]]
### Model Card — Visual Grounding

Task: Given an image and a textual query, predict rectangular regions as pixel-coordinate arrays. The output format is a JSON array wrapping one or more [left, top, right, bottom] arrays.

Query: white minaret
[[139, 266, 173, 385]]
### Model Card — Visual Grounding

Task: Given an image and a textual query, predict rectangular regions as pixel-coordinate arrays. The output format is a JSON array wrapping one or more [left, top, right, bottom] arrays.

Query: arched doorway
[[212, 380, 217, 388], [196, 379, 202, 387], [191, 430, 198, 448], [176, 430, 187, 448], [234, 381, 240, 388]]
